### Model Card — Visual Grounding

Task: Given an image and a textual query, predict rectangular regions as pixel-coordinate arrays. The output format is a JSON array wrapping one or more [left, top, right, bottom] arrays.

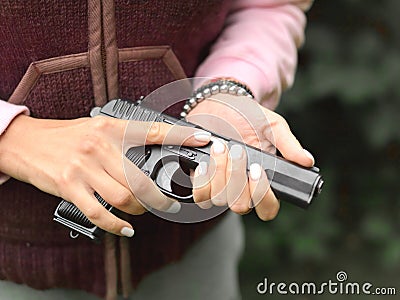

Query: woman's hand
[[0, 115, 211, 236], [187, 94, 315, 221]]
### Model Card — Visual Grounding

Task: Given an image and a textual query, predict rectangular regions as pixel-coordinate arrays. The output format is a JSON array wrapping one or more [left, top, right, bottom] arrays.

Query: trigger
[[155, 161, 180, 192], [154, 160, 194, 202]]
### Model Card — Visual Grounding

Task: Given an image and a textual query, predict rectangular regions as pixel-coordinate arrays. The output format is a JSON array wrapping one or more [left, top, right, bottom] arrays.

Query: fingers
[[98, 141, 130, 188], [125, 120, 211, 146], [266, 112, 315, 167], [226, 145, 251, 215], [248, 163, 280, 221], [81, 121, 184, 214], [87, 169, 146, 215], [65, 137, 180, 237], [64, 152, 181, 238], [208, 139, 228, 206], [193, 138, 228, 209], [123, 157, 181, 213], [192, 143, 280, 221], [90, 116, 211, 152], [192, 162, 212, 209], [65, 184, 135, 237], [193, 142, 277, 220]]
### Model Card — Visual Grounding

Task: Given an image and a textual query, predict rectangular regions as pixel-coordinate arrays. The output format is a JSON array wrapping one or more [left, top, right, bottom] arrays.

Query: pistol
[[53, 99, 324, 240]]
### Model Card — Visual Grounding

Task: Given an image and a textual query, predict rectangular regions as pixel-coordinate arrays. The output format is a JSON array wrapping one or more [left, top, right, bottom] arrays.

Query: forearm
[[196, 0, 312, 109]]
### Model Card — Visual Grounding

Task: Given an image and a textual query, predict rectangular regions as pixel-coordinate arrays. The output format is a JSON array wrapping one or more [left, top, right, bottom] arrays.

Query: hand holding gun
[[54, 99, 323, 240]]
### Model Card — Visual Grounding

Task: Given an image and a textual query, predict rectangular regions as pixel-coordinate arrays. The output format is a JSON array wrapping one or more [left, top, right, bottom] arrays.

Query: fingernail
[[212, 139, 225, 154], [194, 131, 211, 142], [230, 144, 243, 160], [198, 161, 208, 176], [121, 227, 135, 237], [303, 149, 315, 165], [212, 198, 226, 206], [249, 163, 262, 181], [166, 201, 181, 213]]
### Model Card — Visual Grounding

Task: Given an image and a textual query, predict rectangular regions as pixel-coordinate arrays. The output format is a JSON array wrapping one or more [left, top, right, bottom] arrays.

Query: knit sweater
[[0, 0, 311, 299]]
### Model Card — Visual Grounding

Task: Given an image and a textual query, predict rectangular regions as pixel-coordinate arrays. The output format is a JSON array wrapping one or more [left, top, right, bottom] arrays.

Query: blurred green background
[[239, 0, 400, 299]]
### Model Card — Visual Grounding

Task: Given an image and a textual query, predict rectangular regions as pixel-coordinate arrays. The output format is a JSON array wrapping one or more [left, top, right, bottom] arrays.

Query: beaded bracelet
[[180, 79, 254, 119]]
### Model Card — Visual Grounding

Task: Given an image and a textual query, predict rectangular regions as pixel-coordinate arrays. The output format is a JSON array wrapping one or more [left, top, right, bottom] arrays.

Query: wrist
[[0, 114, 33, 180], [180, 78, 255, 119], [199, 77, 255, 98], [0, 113, 30, 151], [0, 101, 30, 135]]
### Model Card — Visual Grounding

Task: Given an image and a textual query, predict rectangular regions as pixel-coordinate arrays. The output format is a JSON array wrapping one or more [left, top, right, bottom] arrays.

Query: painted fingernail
[[198, 161, 208, 175], [212, 139, 225, 154], [303, 149, 315, 165], [212, 198, 226, 206], [121, 227, 135, 237], [194, 131, 211, 142], [230, 144, 243, 160], [166, 201, 181, 213], [249, 163, 262, 181]]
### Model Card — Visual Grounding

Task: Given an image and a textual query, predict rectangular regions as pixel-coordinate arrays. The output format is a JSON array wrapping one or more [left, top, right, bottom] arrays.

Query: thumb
[[268, 116, 315, 167]]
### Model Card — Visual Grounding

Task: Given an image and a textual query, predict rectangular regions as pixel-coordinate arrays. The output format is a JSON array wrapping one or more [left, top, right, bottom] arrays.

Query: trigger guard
[[153, 160, 194, 203]]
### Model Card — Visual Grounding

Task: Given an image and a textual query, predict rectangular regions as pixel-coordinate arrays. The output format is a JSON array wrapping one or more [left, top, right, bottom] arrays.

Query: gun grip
[[53, 192, 113, 240]]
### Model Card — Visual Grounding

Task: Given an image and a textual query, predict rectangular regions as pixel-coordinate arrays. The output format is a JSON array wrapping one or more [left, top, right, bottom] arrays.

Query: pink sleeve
[[0, 100, 30, 184], [195, 0, 312, 109]]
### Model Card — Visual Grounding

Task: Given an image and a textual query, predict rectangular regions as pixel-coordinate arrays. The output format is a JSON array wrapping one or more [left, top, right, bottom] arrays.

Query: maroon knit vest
[[0, 0, 232, 298]]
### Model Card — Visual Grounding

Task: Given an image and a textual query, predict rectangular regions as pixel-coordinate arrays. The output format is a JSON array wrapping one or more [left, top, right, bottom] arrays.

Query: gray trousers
[[0, 212, 244, 300]]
